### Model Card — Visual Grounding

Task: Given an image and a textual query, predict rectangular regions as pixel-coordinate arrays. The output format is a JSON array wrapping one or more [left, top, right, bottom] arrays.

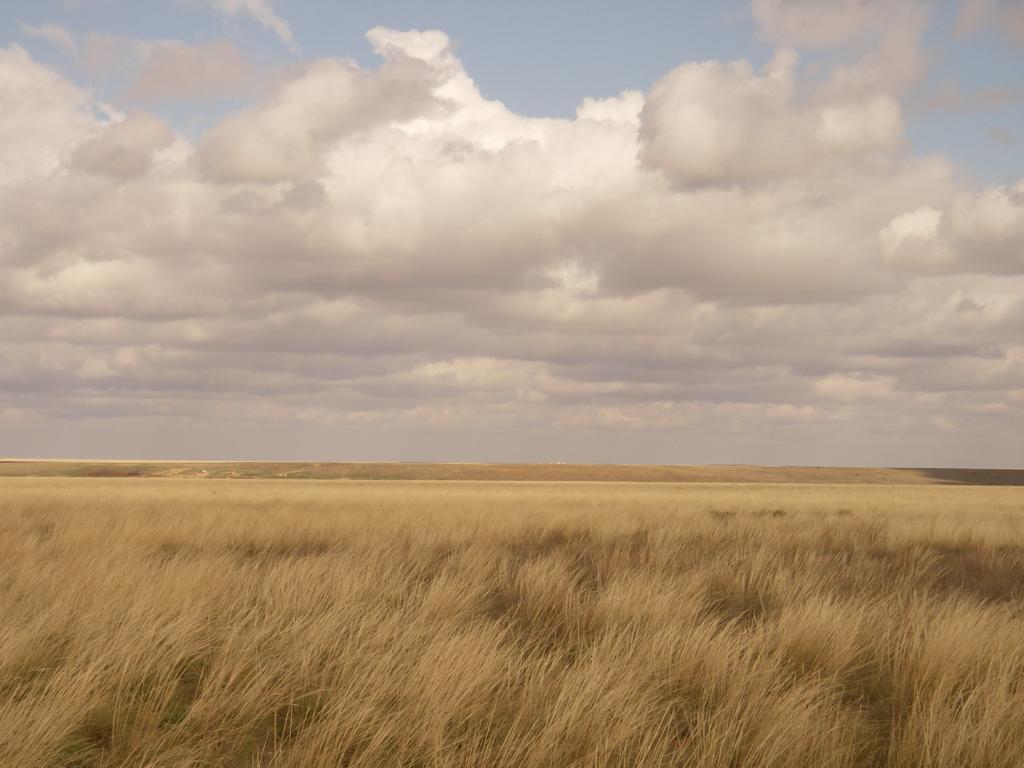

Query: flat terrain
[[2, 478, 1024, 767], [2, 460, 1024, 484]]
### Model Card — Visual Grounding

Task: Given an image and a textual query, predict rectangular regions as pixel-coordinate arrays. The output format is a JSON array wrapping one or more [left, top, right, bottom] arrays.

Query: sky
[[0, 0, 1022, 466]]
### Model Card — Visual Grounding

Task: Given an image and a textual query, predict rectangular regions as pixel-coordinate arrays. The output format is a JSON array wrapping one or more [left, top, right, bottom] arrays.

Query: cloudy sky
[[1, 0, 1022, 465]]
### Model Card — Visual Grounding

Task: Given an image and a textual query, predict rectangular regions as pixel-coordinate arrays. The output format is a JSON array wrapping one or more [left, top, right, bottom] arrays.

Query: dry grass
[[2, 478, 1024, 767], [4, 460, 1024, 485]]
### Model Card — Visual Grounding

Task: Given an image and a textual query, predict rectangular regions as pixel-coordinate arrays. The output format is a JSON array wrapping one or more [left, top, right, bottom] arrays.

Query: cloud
[[955, 0, 1024, 45], [127, 40, 251, 103], [955, 0, 997, 36], [915, 81, 1024, 113], [70, 33, 254, 106], [1004, 3, 1024, 45], [814, 373, 896, 402], [79, 32, 138, 77], [196, 42, 443, 182], [882, 183, 1024, 273], [753, 0, 930, 96], [880, 207, 944, 263], [576, 90, 644, 125], [0, 46, 97, 186], [0, 28, 1022, 464], [752, 0, 888, 47], [638, 50, 902, 187], [945, 183, 1024, 272], [204, 0, 297, 53], [70, 112, 176, 178], [19, 22, 78, 56], [988, 126, 1016, 145]]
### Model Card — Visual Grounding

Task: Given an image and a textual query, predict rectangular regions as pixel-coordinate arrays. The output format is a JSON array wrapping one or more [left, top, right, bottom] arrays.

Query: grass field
[[3, 460, 1024, 485], [2, 477, 1024, 767]]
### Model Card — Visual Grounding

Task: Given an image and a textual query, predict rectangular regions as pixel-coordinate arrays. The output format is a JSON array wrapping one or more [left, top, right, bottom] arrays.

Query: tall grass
[[2, 478, 1023, 767]]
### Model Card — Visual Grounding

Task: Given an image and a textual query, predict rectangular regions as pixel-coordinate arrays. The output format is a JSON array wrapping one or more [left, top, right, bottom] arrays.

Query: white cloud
[[638, 50, 903, 187], [0, 46, 97, 186], [881, 207, 944, 263], [197, 32, 447, 182], [576, 90, 644, 126]]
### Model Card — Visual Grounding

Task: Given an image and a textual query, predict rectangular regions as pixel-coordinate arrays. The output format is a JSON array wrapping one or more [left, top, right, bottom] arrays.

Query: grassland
[[3, 459, 1024, 484], [2, 477, 1024, 767]]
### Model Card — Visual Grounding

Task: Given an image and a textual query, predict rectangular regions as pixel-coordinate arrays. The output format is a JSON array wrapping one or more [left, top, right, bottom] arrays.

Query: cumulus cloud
[[196, 45, 442, 182], [945, 183, 1024, 271], [0, 46, 97, 186], [883, 183, 1024, 273], [880, 207, 945, 263], [0, 20, 1022, 464], [638, 50, 902, 187]]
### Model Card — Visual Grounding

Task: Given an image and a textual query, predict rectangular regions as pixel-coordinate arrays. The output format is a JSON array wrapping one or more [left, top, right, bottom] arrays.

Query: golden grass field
[[3, 460, 1024, 485], [2, 476, 1024, 767]]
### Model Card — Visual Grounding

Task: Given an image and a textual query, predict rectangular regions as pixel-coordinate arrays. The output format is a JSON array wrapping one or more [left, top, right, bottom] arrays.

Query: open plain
[[2, 472, 1024, 767], [4, 0, 1023, 764]]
